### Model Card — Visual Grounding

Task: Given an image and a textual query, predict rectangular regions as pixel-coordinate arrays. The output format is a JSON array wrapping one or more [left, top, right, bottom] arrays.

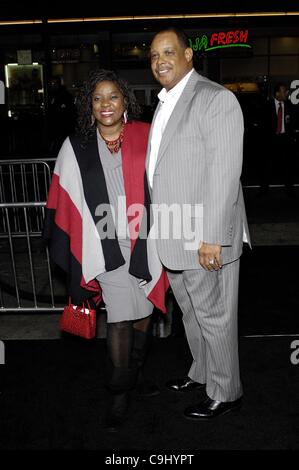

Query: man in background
[[261, 82, 296, 196], [47, 77, 76, 155]]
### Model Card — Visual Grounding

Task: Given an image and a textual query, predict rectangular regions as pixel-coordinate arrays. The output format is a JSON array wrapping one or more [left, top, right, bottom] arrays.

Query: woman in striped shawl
[[44, 69, 169, 432]]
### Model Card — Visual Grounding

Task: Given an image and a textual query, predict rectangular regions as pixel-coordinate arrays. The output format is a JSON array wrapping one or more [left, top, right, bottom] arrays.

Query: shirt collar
[[158, 68, 194, 103]]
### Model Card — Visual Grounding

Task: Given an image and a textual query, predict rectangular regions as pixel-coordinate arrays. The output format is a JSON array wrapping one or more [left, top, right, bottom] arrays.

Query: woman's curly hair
[[76, 68, 141, 145]]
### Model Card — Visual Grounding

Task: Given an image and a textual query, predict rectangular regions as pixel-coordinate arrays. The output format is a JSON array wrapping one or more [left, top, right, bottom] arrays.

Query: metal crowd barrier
[[0, 158, 55, 237], [0, 159, 62, 311], [0, 201, 64, 311]]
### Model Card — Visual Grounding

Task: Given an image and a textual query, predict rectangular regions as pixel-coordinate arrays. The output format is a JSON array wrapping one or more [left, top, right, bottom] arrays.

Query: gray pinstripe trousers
[[167, 259, 242, 402]]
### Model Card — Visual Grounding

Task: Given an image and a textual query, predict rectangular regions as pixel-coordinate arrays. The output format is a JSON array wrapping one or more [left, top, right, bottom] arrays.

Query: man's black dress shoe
[[166, 377, 205, 392], [184, 396, 242, 420]]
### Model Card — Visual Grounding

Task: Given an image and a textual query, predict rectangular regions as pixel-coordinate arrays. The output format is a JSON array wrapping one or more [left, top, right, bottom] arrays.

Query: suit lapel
[[155, 71, 199, 169]]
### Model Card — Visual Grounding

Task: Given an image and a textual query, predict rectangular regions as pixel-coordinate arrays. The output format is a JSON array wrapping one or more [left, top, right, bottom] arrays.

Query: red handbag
[[60, 298, 96, 339]]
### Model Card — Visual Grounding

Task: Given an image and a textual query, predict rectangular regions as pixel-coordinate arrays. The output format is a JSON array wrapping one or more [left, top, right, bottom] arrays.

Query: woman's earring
[[123, 110, 128, 123], [91, 115, 95, 126]]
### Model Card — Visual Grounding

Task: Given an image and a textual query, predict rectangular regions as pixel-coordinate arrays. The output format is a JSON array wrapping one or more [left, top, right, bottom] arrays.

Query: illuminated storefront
[[0, 8, 299, 158]]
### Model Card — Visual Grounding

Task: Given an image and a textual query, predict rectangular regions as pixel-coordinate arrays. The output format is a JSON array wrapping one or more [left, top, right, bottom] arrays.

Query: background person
[[47, 77, 77, 155], [260, 82, 296, 196]]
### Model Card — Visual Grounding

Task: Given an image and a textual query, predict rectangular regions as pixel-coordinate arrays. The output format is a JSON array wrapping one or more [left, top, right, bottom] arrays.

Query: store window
[[270, 56, 299, 77], [49, 33, 110, 93], [113, 41, 150, 68], [271, 37, 299, 54], [221, 57, 268, 82], [5, 63, 44, 117], [131, 85, 160, 107], [251, 37, 268, 55]]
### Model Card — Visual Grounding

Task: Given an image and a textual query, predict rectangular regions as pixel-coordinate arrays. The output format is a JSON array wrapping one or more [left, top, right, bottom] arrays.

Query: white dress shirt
[[148, 69, 194, 187]]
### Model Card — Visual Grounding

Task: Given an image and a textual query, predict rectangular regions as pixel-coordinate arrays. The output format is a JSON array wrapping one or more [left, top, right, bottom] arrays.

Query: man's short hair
[[274, 82, 288, 95], [152, 27, 189, 49]]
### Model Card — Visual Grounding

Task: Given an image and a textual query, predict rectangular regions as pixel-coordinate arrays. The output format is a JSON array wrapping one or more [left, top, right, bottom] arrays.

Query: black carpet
[[239, 245, 299, 336], [0, 246, 299, 453], [0, 336, 298, 452]]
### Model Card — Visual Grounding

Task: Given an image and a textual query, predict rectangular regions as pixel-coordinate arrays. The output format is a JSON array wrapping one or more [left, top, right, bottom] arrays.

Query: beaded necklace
[[100, 124, 124, 154]]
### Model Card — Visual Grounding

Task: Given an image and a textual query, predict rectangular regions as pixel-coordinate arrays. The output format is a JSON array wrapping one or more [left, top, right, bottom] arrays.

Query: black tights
[[106, 315, 152, 369]]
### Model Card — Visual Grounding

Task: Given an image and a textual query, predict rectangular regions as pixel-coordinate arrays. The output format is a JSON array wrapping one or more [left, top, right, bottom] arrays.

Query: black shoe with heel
[[105, 391, 130, 432], [132, 329, 160, 397], [104, 366, 136, 432]]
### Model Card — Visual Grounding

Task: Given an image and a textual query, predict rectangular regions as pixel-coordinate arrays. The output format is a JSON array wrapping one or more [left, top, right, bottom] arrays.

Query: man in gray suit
[[148, 28, 250, 419]]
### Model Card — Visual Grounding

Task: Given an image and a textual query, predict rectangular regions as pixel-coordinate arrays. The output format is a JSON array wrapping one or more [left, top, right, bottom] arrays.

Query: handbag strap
[[68, 297, 92, 310]]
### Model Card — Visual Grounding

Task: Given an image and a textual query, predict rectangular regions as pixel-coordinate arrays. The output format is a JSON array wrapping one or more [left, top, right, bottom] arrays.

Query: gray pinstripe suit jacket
[[146, 70, 251, 270]]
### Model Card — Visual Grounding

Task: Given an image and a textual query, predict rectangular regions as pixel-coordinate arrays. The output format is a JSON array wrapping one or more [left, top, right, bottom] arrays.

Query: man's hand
[[198, 242, 222, 271]]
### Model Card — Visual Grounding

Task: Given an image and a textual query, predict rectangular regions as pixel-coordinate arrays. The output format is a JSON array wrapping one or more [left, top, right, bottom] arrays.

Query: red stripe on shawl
[[122, 121, 149, 251], [122, 122, 169, 313], [46, 173, 82, 264], [47, 173, 103, 304], [148, 271, 170, 314], [80, 276, 102, 306]]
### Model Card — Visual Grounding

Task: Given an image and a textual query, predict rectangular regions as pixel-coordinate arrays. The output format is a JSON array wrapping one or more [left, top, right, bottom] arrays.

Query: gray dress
[[96, 132, 153, 323]]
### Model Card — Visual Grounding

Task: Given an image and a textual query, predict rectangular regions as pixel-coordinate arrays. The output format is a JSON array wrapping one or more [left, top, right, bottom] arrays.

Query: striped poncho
[[43, 121, 169, 312]]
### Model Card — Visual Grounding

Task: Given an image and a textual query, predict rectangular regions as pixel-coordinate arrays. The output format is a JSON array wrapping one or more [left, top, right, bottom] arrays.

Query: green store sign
[[189, 29, 252, 52]]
